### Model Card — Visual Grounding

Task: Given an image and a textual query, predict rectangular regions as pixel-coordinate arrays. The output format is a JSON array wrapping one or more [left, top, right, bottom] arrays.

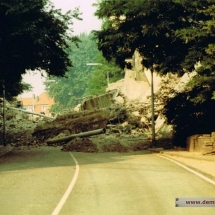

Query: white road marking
[[51, 153, 79, 215], [157, 154, 215, 186]]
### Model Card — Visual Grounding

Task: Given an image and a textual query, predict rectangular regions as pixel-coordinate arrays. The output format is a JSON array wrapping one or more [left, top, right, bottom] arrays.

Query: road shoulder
[[151, 149, 215, 181]]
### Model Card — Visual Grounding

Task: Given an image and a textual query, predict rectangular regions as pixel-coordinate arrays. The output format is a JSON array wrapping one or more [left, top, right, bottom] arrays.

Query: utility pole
[[151, 69, 155, 147], [2, 83, 6, 146], [107, 71, 109, 87]]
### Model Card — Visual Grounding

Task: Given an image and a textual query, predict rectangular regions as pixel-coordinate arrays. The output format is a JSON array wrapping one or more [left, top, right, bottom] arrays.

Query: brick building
[[19, 92, 54, 115]]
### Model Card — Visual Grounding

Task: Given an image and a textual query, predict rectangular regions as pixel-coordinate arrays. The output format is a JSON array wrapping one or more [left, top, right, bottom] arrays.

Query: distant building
[[18, 92, 54, 115]]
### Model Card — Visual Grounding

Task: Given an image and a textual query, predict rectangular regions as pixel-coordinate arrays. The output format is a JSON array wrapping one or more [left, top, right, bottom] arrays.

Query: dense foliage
[[163, 0, 215, 146], [46, 33, 123, 112], [0, 0, 81, 98], [93, 0, 190, 74], [94, 0, 215, 146], [85, 52, 124, 96], [164, 88, 215, 147], [175, 0, 215, 103]]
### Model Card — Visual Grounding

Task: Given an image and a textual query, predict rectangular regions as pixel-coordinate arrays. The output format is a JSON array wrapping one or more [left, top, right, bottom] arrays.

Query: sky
[[20, 0, 102, 98]]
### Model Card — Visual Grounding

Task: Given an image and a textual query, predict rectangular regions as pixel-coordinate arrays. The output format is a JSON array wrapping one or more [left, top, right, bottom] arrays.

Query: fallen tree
[[47, 128, 106, 145], [33, 108, 114, 143]]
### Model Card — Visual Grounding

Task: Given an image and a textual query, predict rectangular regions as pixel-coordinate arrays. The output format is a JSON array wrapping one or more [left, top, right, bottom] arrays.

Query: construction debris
[[0, 72, 176, 151], [47, 128, 106, 145], [0, 58, 184, 152], [187, 132, 215, 155], [0, 98, 52, 146]]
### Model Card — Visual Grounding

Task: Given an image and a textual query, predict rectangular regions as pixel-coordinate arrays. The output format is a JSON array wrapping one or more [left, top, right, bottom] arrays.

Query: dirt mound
[[61, 136, 128, 153], [132, 142, 151, 151], [62, 137, 98, 153], [102, 142, 128, 152], [60, 134, 155, 153]]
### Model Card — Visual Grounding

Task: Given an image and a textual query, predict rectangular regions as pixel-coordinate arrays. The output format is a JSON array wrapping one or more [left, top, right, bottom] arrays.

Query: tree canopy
[[163, 0, 215, 146], [93, 0, 215, 146], [93, 0, 191, 74], [175, 0, 215, 103], [0, 0, 81, 97]]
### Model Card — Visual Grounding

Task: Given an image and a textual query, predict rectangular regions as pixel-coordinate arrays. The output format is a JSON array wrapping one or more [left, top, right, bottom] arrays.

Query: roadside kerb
[[148, 148, 215, 180]]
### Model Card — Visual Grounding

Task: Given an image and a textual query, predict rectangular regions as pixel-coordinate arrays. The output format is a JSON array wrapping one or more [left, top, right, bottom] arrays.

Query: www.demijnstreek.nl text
[[185, 200, 215, 205], [175, 198, 215, 207]]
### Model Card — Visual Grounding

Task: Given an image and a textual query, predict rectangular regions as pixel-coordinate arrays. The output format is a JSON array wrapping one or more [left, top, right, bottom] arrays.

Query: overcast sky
[[20, 0, 102, 98], [52, 0, 101, 35]]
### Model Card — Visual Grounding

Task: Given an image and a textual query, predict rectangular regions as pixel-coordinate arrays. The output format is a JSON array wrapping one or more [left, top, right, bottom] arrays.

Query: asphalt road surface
[[0, 147, 214, 215]]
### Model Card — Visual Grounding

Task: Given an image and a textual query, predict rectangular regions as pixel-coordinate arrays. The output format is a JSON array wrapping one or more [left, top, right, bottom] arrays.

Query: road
[[0, 147, 214, 215]]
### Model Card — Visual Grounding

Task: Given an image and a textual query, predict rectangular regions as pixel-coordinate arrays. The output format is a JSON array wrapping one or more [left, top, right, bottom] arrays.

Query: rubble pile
[[0, 98, 51, 146], [33, 106, 129, 143], [106, 73, 179, 138], [62, 135, 150, 153], [0, 72, 179, 152]]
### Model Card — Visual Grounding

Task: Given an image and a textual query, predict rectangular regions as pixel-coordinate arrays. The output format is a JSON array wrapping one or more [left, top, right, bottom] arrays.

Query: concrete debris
[[0, 69, 184, 152], [187, 132, 215, 155]]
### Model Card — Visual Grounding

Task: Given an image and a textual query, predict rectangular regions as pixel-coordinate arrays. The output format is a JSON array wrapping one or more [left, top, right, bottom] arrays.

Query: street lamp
[[45, 80, 56, 83], [86, 63, 102, 66]]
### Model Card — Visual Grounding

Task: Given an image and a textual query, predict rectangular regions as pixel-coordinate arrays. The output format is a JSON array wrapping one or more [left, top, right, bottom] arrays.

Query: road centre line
[[51, 153, 79, 215], [157, 154, 215, 187]]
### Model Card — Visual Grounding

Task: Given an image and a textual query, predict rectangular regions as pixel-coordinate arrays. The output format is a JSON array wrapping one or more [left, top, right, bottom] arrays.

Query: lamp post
[[46, 80, 56, 83], [151, 69, 155, 147], [2, 84, 6, 146]]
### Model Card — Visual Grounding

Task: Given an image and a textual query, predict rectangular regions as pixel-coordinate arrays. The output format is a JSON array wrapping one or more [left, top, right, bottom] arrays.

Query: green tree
[[45, 33, 97, 112], [93, 0, 215, 147], [93, 0, 189, 74], [93, 0, 192, 146], [0, 0, 81, 98], [86, 52, 124, 95], [175, 0, 215, 103], [46, 33, 123, 112], [163, 0, 215, 146], [164, 88, 215, 147]]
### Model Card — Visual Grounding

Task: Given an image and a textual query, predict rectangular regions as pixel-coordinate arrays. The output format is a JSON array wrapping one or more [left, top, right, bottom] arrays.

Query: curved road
[[0, 147, 214, 215]]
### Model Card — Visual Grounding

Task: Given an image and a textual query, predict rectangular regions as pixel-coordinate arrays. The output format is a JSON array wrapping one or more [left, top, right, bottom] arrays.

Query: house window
[[42, 105, 48, 111], [26, 106, 33, 111]]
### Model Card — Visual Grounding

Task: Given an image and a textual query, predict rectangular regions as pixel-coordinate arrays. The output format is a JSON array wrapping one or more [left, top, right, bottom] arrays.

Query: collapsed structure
[[0, 50, 197, 152]]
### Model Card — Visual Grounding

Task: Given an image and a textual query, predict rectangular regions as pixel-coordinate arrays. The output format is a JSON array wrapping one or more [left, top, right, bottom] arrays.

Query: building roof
[[19, 92, 54, 106], [19, 97, 34, 106], [35, 92, 54, 105]]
